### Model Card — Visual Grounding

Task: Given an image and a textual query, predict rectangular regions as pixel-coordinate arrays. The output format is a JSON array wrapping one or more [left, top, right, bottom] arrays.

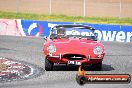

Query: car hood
[[51, 38, 101, 55]]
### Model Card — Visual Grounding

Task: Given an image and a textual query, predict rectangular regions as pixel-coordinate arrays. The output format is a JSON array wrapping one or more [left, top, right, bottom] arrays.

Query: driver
[[57, 27, 66, 38]]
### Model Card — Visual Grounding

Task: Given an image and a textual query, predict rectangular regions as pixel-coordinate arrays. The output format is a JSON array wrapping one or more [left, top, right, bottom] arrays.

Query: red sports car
[[43, 24, 105, 71]]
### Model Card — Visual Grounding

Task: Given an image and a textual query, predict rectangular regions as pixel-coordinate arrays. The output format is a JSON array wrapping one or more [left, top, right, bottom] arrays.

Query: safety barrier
[[0, 19, 21, 36], [0, 19, 132, 42]]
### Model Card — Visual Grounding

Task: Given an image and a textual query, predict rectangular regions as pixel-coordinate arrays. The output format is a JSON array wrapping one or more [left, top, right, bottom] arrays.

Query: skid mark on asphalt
[[0, 57, 45, 83]]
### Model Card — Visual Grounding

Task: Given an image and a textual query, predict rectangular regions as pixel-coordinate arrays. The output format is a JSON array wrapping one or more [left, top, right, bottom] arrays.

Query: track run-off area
[[0, 35, 132, 88]]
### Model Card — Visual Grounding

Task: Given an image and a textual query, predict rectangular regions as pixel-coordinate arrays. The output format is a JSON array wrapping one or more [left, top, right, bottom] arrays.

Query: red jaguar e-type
[[43, 24, 105, 71]]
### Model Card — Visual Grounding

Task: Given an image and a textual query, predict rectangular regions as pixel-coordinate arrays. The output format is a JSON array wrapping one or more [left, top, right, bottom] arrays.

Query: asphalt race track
[[0, 35, 132, 88]]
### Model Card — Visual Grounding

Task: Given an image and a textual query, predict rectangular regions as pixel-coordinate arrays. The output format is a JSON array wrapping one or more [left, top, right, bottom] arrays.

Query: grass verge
[[0, 11, 132, 25]]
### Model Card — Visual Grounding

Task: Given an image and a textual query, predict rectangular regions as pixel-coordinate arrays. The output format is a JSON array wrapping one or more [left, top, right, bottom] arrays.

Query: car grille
[[63, 54, 86, 60]]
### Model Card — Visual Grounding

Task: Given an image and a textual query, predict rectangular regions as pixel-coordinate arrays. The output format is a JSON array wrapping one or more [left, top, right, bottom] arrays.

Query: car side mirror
[[44, 36, 47, 41]]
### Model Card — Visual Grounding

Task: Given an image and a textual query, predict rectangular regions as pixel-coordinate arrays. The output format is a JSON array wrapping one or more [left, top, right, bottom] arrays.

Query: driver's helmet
[[57, 27, 66, 38]]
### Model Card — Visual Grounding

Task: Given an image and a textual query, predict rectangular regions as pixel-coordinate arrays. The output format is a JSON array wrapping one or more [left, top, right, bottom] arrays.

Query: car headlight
[[47, 45, 56, 53], [93, 46, 102, 55]]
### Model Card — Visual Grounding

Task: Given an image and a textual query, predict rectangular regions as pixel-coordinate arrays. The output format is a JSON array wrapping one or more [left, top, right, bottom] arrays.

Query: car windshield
[[50, 26, 97, 40]]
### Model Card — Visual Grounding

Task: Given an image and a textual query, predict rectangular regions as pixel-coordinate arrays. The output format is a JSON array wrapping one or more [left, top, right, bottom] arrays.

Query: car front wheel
[[91, 61, 102, 71], [45, 58, 53, 71]]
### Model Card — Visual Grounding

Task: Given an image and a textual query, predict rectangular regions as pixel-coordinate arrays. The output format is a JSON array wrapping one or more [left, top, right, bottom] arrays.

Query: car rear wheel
[[45, 58, 53, 71], [91, 61, 102, 71]]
